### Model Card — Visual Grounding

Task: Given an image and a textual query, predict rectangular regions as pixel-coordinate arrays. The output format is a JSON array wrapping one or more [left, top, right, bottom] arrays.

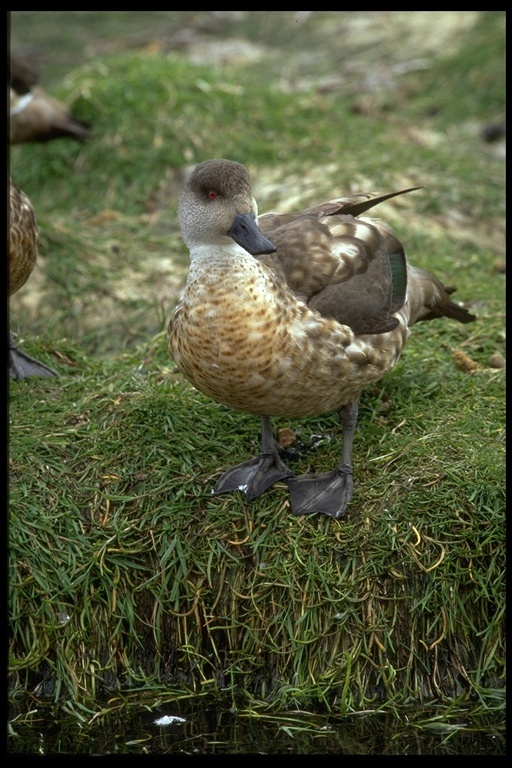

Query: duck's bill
[[228, 212, 276, 255]]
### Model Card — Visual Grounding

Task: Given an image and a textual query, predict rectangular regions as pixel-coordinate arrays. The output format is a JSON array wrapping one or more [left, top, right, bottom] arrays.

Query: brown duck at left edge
[[168, 159, 475, 520], [9, 177, 57, 380]]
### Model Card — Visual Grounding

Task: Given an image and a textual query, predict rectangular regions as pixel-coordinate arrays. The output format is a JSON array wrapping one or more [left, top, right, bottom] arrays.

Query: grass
[[9, 10, 505, 725]]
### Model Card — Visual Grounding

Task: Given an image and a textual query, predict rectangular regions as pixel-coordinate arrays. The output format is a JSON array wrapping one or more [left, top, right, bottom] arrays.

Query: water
[[8, 698, 506, 755]]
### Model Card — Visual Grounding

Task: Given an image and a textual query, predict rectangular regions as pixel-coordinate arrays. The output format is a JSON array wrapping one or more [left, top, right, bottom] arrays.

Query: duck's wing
[[258, 189, 416, 335], [264, 188, 422, 224]]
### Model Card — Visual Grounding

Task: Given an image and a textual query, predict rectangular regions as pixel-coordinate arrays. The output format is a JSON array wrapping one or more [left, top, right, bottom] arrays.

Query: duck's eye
[[208, 190, 218, 200]]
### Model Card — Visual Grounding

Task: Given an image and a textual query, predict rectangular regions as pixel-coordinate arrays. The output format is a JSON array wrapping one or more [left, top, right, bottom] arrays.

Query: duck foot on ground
[[287, 400, 358, 519], [9, 338, 57, 380], [287, 463, 353, 519], [212, 452, 295, 500], [212, 414, 294, 500]]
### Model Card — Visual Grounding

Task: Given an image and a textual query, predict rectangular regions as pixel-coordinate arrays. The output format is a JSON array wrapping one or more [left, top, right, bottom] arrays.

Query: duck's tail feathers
[[406, 265, 476, 326]]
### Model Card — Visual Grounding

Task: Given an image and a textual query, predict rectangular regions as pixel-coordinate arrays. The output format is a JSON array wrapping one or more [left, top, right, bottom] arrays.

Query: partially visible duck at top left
[[9, 177, 57, 380], [9, 53, 92, 144]]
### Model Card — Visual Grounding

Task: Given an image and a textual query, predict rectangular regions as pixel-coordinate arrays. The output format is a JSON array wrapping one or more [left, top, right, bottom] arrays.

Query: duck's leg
[[287, 400, 358, 519], [9, 335, 57, 381], [212, 415, 295, 500]]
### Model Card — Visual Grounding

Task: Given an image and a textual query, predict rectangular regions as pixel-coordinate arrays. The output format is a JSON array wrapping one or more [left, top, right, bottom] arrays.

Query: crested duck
[[9, 54, 91, 144], [168, 159, 475, 519], [9, 177, 57, 380]]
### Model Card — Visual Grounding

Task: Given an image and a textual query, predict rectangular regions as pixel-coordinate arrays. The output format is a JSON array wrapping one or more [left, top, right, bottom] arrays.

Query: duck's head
[[179, 159, 276, 256]]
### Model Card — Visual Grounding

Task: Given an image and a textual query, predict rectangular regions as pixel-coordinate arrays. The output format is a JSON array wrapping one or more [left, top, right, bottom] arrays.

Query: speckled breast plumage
[[168, 255, 409, 419]]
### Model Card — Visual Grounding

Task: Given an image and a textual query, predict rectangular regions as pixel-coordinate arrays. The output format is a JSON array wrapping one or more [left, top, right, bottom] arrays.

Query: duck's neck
[[183, 242, 287, 317], [187, 242, 262, 282]]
